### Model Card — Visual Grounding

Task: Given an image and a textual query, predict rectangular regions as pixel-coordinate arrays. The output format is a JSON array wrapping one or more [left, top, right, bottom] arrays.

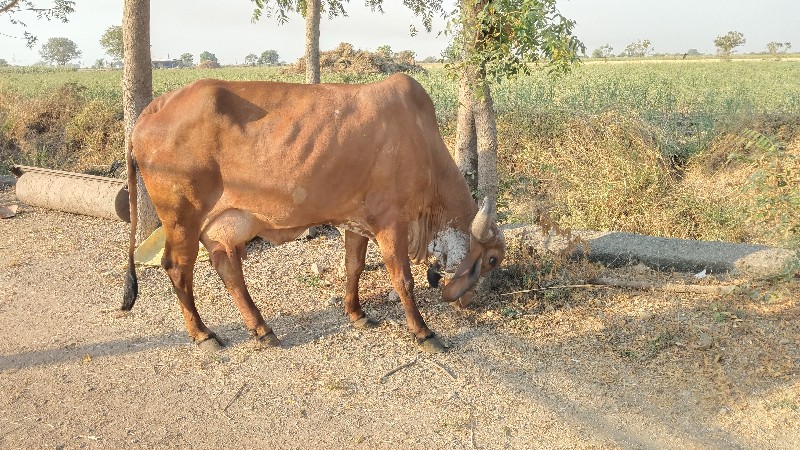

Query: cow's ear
[[442, 249, 481, 302]]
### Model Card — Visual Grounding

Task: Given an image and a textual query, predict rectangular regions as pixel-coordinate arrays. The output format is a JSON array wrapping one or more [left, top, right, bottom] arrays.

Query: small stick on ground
[[223, 382, 250, 413], [501, 284, 607, 296], [502, 279, 744, 297], [470, 409, 477, 449], [592, 277, 743, 295], [424, 359, 457, 381], [378, 357, 418, 383]]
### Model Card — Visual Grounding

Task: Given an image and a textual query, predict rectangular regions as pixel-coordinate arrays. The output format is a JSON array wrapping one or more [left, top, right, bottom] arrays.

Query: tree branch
[[0, 0, 21, 14]]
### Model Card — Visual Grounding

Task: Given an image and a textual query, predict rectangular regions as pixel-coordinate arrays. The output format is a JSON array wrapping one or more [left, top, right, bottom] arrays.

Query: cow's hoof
[[415, 334, 448, 354], [352, 316, 380, 329], [197, 335, 224, 352], [254, 331, 281, 348]]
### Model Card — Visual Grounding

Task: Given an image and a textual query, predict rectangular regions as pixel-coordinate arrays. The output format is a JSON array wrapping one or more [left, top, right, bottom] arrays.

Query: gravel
[[1, 185, 799, 448]]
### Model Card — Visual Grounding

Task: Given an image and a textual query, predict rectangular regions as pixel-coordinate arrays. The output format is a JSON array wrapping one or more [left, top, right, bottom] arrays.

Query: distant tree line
[[590, 31, 793, 60]]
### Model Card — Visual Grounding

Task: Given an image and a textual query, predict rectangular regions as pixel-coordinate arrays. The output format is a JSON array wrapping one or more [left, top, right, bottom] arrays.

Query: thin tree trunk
[[455, 70, 478, 197], [302, 0, 322, 238], [305, 0, 321, 84], [122, 0, 157, 244], [455, 0, 479, 197], [460, 0, 499, 204], [472, 79, 498, 202]]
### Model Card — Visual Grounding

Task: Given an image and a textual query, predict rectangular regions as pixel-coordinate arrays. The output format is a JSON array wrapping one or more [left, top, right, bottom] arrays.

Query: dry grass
[[0, 83, 124, 174], [498, 110, 800, 249], [500, 111, 672, 232], [287, 42, 423, 77], [674, 115, 800, 247]]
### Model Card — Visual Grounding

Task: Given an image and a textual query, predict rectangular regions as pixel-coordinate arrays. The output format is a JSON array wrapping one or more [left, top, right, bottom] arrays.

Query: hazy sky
[[1, 0, 798, 66]]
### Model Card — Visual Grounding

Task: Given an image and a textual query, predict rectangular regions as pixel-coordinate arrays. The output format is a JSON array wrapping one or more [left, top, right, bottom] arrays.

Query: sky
[[1, 0, 799, 66]]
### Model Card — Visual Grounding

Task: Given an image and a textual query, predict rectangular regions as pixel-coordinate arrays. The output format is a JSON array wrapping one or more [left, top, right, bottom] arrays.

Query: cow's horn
[[471, 196, 496, 242]]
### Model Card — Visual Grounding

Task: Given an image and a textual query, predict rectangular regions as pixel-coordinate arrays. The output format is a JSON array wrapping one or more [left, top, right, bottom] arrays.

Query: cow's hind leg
[[344, 231, 379, 329], [374, 224, 447, 353], [162, 224, 222, 352]]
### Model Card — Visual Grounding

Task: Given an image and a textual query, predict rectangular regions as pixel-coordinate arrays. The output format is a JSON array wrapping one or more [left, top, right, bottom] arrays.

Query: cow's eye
[[489, 256, 498, 266]]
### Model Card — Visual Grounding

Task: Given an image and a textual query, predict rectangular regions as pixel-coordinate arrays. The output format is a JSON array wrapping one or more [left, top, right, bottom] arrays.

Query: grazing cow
[[122, 73, 505, 353]]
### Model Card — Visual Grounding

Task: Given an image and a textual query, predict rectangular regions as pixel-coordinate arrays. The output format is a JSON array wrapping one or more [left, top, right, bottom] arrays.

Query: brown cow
[[122, 73, 505, 353]]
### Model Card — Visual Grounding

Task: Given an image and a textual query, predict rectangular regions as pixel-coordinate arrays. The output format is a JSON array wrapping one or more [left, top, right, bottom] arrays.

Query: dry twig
[[378, 357, 418, 383], [502, 278, 743, 297], [424, 359, 457, 381], [592, 277, 743, 295], [501, 284, 608, 296], [223, 382, 250, 413]]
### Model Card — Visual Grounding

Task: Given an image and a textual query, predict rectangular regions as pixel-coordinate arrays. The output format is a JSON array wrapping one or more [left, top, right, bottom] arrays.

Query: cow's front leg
[[344, 231, 379, 329], [375, 224, 447, 353]]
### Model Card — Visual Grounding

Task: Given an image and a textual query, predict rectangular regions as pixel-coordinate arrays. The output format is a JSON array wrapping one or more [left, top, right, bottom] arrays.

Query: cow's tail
[[122, 137, 139, 311]]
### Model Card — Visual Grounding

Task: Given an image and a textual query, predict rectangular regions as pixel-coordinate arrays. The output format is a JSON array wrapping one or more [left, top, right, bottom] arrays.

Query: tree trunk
[[302, 0, 322, 239], [455, 70, 478, 197], [122, 0, 158, 244], [454, 0, 479, 197], [457, 0, 499, 204], [472, 80, 498, 202], [305, 0, 321, 84]]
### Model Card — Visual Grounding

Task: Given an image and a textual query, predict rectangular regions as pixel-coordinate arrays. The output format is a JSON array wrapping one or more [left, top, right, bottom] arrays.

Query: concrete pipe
[[11, 165, 130, 222]]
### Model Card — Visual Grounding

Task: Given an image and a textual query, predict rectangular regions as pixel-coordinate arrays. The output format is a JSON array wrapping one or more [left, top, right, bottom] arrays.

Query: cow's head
[[441, 197, 506, 303]]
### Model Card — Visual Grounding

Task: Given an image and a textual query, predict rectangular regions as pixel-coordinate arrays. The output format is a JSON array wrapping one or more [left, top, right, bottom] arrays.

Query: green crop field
[[1, 61, 799, 250]]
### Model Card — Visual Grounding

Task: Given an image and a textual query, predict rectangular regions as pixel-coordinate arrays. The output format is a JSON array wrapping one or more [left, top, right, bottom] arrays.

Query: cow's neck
[[409, 160, 479, 270]]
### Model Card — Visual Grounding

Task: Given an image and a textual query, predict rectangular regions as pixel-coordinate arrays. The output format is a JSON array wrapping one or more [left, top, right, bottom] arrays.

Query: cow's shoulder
[[382, 73, 424, 96], [380, 73, 434, 111], [143, 79, 234, 116]]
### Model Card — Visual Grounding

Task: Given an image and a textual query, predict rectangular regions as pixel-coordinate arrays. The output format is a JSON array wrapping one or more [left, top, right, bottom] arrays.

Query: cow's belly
[[200, 206, 370, 249], [256, 227, 309, 245]]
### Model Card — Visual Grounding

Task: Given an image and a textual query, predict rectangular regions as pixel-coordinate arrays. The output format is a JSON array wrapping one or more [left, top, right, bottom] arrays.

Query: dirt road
[[1, 185, 798, 449]]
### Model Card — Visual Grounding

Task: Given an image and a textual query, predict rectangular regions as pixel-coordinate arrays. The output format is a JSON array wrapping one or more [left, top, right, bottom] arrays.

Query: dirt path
[[1, 185, 798, 449]]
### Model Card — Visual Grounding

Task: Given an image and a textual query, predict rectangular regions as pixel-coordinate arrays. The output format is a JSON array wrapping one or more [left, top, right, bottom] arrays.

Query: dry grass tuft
[[0, 83, 124, 174], [497, 110, 800, 249], [499, 111, 672, 234], [673, 115, 800, 247], [288, 42, 424, 77]]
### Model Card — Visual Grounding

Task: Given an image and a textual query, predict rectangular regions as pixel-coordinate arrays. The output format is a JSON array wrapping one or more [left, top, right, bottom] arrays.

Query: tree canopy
[[250, 0, 443, 30], [199, 51, 218, 63], [39, 36, 81, 65], [592, 44, 613, 59], [243, 53, 257, 66], [179, 53, 194, 67], [99, 25, 124, 61], [623, 39, 652, 57], [259, 49, 280, 65], [766, 41, 791, 58], [452, 0, 584, 85], [714, 31, 746, 58], [198, 51, 220, 68]]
